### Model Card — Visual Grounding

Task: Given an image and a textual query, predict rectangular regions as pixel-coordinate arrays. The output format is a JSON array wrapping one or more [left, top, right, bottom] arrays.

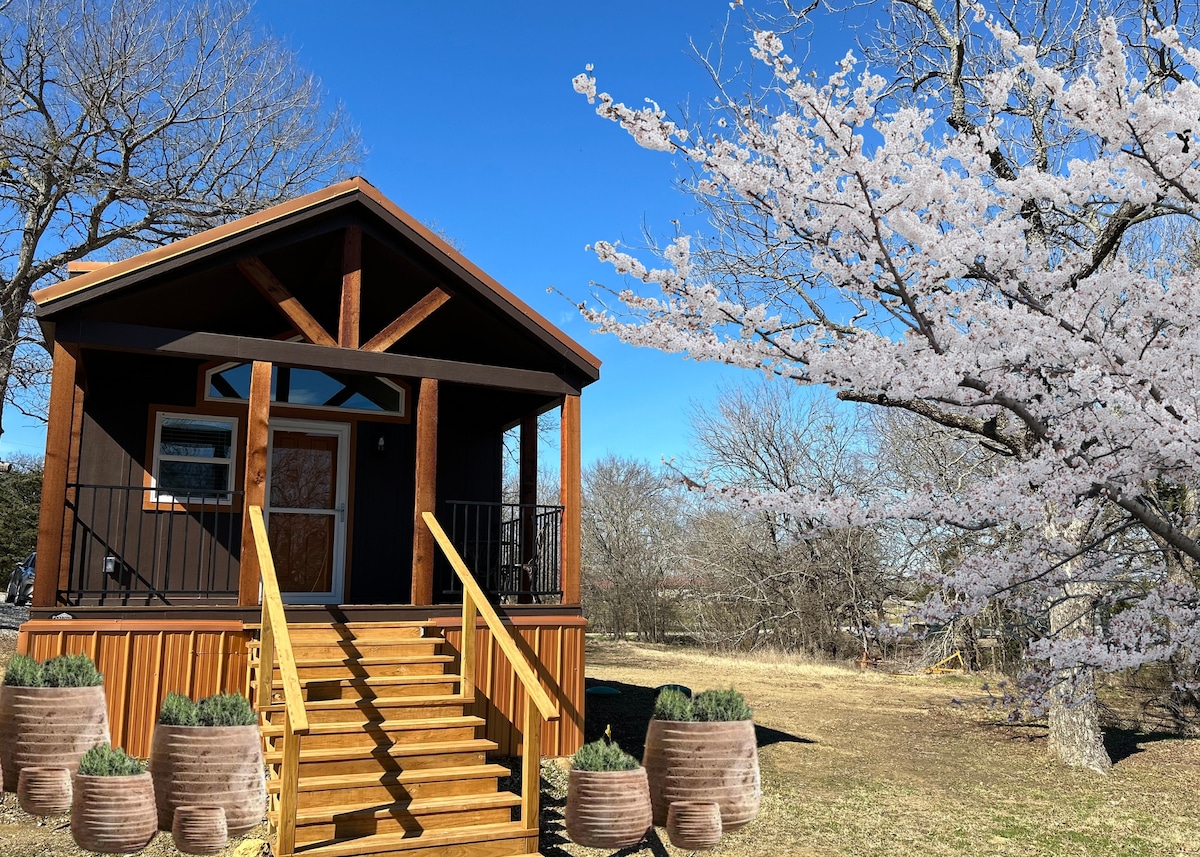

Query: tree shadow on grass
[[583, 677, 813, 760], [1103, 727, 1181, 764]]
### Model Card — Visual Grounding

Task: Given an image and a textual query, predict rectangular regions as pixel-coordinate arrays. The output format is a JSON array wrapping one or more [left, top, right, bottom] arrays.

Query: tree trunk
[[1046, 589, 1112, 774]]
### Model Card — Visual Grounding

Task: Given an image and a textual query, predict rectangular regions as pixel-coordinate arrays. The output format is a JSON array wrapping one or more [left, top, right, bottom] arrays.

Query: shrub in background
[[692, 688, 753, 722], [42, 653, 103, 688], [196, 692, 255, 727], [572, 738, 640, 772], [652, 688, 694, 721], [2, 654, 44, 687], [78, 745, 146, 777], [158, 692, 200, 726]]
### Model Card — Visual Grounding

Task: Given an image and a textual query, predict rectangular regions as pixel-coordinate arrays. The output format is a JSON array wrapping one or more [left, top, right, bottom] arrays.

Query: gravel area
[[0, 600, 29, 632]]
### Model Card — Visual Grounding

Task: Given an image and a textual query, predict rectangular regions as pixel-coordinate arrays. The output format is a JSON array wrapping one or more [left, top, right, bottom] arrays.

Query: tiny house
[[20, 178, 598, 856]]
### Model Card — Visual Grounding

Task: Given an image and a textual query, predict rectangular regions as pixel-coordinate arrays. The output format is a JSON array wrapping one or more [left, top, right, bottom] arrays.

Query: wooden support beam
[[60, 321, 584, 396], [560, 395, 582, 605], [338, 226, 362, 349], [236, 257, 337, 348], [361, 287, 450, 353], [239, 361, 272, 606], [33, 342, 80, 608], [412, 378, 438, 606]]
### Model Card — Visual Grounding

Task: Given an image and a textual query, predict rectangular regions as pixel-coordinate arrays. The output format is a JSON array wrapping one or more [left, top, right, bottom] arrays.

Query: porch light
[[377, 435, 386, 454]]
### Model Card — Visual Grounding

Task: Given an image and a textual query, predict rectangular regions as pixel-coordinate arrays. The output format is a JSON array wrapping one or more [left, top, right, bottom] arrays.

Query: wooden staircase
[[251, 620, 541, 857]]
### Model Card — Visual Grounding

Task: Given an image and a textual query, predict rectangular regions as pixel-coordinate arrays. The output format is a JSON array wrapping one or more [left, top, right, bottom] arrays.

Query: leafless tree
[[581, 455, 685, 643], [0, 0, 363, 432]]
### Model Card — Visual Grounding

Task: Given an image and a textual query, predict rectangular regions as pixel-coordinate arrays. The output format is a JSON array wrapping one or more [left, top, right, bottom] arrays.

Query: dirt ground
[[1, 637, 1197, 856]]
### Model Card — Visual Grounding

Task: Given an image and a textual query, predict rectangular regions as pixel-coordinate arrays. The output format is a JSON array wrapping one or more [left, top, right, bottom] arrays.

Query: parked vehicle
[[6, 553, 35, 606]]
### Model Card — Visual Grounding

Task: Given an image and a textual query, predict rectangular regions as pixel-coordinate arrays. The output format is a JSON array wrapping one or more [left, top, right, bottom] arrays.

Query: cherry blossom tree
[[575, 1, 1200, 771]]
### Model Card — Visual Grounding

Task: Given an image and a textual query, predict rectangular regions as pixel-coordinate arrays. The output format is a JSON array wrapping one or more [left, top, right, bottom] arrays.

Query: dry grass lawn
[[540, 640, 1200, 857], [1, 636, 1196, 856]]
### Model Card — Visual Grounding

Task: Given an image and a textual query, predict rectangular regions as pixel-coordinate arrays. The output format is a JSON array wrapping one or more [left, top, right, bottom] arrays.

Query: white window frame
[[151, 412, 238, 505]]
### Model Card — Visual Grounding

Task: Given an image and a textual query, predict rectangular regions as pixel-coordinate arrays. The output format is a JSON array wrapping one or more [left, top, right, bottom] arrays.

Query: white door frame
[[265, 418, 351, 604]]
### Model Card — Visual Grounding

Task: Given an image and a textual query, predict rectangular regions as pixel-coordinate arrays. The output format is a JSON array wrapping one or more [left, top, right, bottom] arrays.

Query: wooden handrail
[[423, 510, 556, 839], [422, 511, 559, 720], [248, 505, 308, 857]]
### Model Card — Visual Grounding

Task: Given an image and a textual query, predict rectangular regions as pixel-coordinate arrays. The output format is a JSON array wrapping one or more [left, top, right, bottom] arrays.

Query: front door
[[265, 418, 350, 604]]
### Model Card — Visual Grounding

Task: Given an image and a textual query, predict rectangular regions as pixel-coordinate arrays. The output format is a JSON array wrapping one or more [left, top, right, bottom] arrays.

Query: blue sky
[[2, 1, 864, 466]]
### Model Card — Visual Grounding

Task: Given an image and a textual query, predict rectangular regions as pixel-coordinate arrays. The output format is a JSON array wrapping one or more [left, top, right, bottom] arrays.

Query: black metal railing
[[438, 500, 563, 603], [64, 484, 243, 605]]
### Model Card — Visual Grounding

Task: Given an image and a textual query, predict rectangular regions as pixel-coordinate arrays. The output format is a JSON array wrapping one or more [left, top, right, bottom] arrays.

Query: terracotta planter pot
[[18, 766, 72, 816], [0, 685, 110, 792], [148, 724, 265, 834], [71, 772, 158, 854], [172, 805, 229, 855], [642, 719, 761, 830], [667, 800, 723, 850], [565, 767, 652, 849]]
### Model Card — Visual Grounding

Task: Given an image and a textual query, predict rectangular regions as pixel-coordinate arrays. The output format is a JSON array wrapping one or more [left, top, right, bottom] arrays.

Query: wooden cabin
[[19, 177, 599, 857]]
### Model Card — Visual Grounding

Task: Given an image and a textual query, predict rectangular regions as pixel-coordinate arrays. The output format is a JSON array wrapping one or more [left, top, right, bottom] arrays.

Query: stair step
[[258, 674, 461, 703], [263, 655, 456, 681], [285, 791, 522, 824], [262, 716, 484, 750], [251, 639, 446, 660], [269, 764, 512, 794], [260, 694, 471, 724], [265, 738, 497, 766], [263, 716, 484, 738], [294, 821, 536, 857], [278, 793, 523, 845]]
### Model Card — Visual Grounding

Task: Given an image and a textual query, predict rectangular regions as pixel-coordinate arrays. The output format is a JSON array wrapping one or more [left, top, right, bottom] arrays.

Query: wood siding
[[434, 616, 586, 758], [16, 620, 251, 758]]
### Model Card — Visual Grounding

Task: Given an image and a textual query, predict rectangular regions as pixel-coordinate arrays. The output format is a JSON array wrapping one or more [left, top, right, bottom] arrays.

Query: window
[[204, 363, 406, 416], [152, 413, 237, 503]]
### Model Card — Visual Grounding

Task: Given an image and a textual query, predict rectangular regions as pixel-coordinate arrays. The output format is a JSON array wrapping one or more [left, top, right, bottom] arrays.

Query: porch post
[[518, 413, 538, 603], [239, 360, 272, 605], [33, 341, 81, 608], [560, 395, 581, 605], [412, 378, 438, 605]]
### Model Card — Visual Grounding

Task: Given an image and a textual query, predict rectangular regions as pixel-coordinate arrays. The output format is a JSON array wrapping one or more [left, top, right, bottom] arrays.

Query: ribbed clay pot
[[667, 800, 723, 849], [18, 767, 72, 816], [71, 772, 158, 854], [642, 719, 761, 830], [565, 767, 653, 849], [0, 685, 110, 792], [149, 724, 265, 834], [171, 805, 229, 855]]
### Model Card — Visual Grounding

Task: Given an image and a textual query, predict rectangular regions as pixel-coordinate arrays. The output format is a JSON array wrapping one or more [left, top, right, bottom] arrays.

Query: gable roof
[[33, 177, 600, 379]]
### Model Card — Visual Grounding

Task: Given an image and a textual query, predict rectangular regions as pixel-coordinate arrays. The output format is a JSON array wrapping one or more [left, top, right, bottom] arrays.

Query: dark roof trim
[[33, 178, 600, 381]]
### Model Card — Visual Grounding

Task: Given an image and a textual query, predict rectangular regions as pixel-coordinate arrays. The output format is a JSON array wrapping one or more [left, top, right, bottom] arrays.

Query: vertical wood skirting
[[239, 361, 272, 605], [435, 617, 585, 757], [339, 225, 362, 349], [560, 395, 582, 605], [16, 621, 251, 758], [34, 342, 80, 608], [412, 378, 438, 605]]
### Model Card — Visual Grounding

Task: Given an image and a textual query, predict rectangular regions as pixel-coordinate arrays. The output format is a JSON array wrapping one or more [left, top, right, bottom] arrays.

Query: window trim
[[202, 362, 408, 418], [149, 411, 239, 508]]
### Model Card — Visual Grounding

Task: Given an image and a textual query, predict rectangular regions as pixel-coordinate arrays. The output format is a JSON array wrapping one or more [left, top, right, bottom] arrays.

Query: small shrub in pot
[[643, 686, 761, 831], [71, 745, 157, 854], [149, 691, 265, 834], [565, 734, 652, 849], [0, 653, 110, 791]]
